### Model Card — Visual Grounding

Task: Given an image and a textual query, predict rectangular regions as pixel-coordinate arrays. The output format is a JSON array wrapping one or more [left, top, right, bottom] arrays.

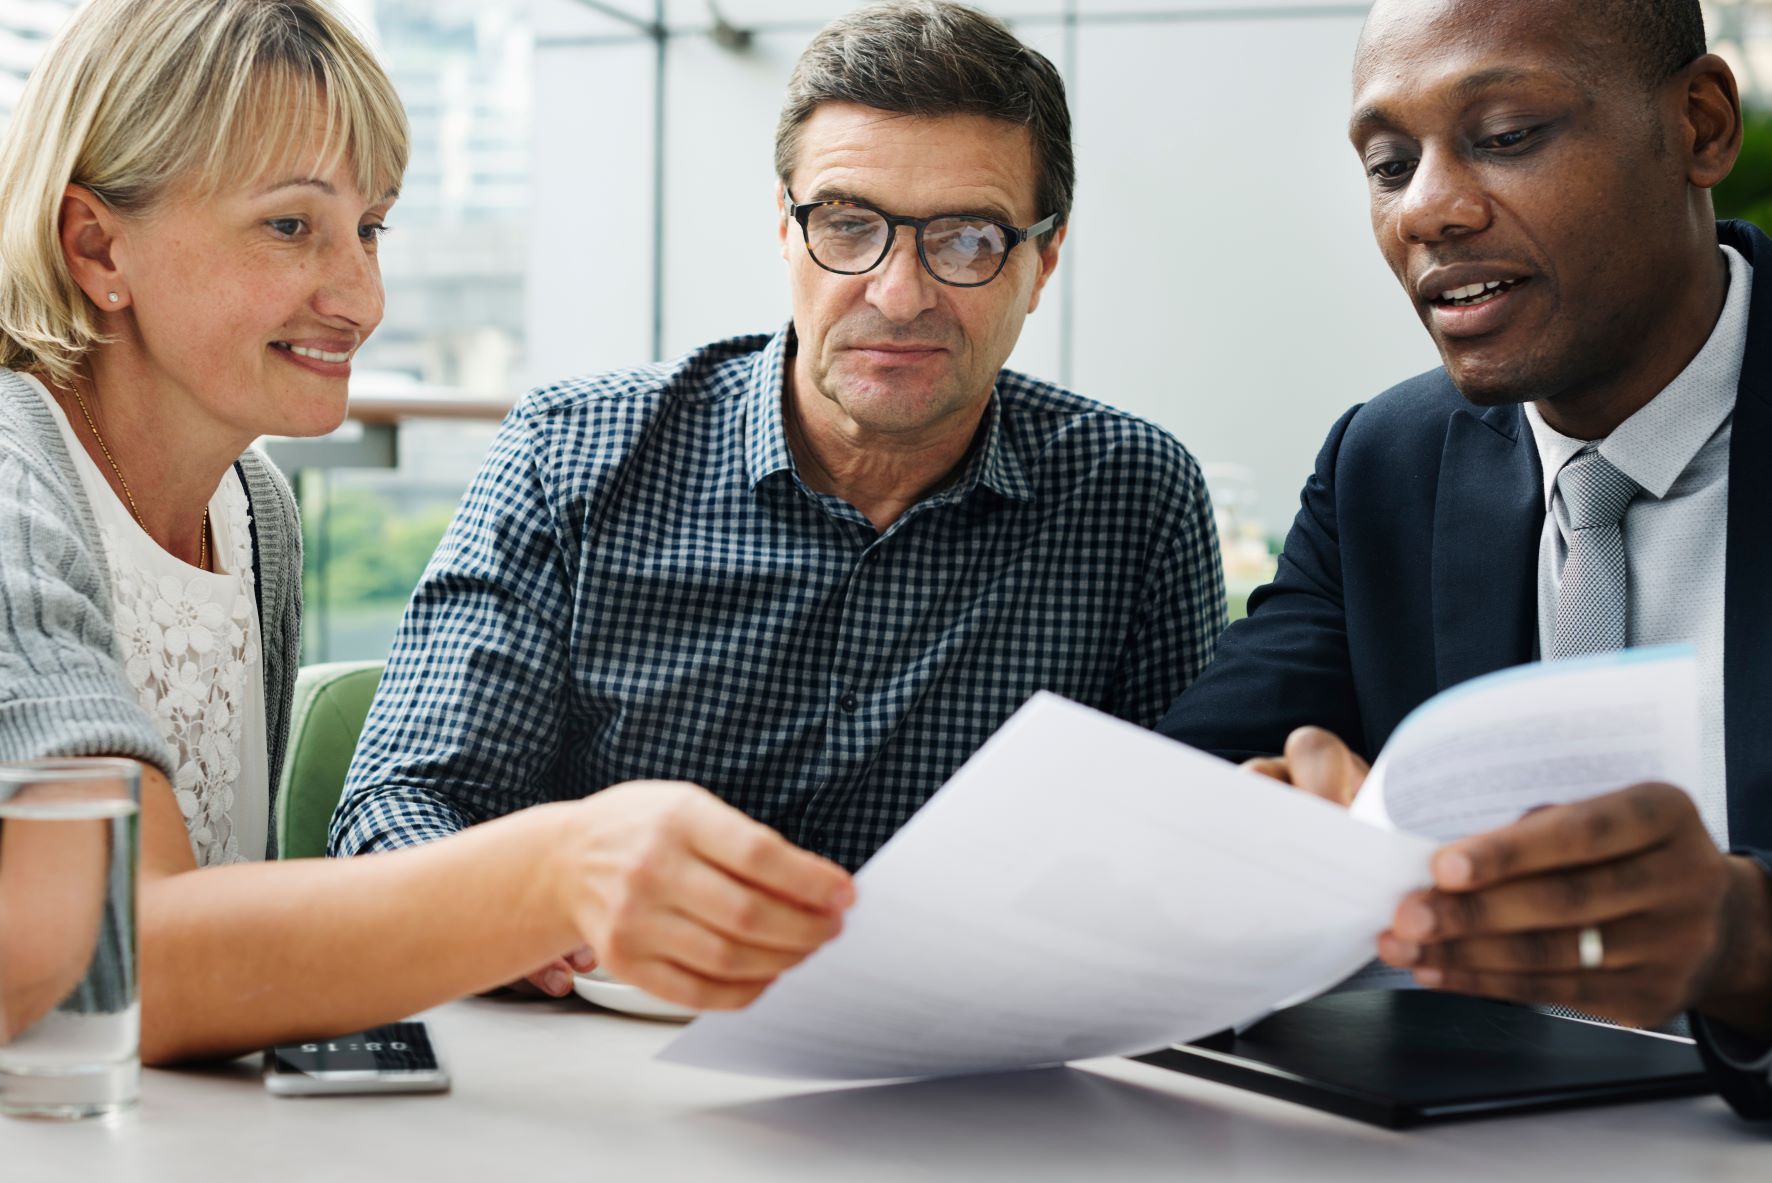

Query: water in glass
[[0, 760, 140, 1119]]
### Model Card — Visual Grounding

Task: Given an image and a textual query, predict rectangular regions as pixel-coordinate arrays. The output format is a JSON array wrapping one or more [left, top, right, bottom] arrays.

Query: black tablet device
[[1133, 989, 1712, 1128]]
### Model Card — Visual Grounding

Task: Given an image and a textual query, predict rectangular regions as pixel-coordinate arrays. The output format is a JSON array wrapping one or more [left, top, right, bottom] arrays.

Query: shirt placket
[[799, 502, 946, 862]]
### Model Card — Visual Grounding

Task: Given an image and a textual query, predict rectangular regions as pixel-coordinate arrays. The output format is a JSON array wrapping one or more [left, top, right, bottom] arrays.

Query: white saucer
[[572, 969, 699, 1022]]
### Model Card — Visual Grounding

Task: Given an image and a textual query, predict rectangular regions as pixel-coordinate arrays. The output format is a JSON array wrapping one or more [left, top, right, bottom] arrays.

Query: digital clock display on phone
[[268, 1022, 439, 1074]]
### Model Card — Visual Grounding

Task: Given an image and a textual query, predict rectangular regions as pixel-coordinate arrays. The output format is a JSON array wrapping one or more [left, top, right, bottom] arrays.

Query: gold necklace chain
[[68, 384, 208, 571]]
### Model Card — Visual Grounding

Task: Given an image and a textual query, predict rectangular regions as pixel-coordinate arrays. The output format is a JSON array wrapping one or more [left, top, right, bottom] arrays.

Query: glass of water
[[0, 759, 141, 1119]]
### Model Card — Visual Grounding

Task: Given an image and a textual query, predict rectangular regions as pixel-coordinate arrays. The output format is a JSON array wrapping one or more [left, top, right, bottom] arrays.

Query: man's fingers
[[527, 948, 598, 994], [517, 957, 576, 998], [1240, 756, 1293, 785], [1433, 782, 1696, 892], [640, 912, 815, 983], [1280, 726, 1368, 807], [668, 856, 846, 954], [687, 805, 854, 913], [1392, 847, 1680, 940], [1380, 913, 1668, 975], [620, 958, 770, 1012]]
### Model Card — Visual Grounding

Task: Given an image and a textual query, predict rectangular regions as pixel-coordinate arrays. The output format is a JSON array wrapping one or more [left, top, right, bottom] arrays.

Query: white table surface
[[7, 994, 1767, 1182]]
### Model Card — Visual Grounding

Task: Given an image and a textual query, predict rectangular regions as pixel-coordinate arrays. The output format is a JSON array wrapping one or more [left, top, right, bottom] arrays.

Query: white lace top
[[28, 376, 269, 867]]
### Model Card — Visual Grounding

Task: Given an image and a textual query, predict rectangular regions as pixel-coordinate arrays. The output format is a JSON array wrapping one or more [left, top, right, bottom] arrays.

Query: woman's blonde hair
[[0, 0, 410, 385]]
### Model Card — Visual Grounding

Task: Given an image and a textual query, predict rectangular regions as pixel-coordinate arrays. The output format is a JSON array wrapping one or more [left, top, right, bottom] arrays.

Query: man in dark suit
[[1160, 0, 1772, 1118]]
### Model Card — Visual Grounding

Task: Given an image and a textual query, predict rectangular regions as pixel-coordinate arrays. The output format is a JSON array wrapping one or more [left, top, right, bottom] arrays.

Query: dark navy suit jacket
[[1159, 221, 1772, 1119]]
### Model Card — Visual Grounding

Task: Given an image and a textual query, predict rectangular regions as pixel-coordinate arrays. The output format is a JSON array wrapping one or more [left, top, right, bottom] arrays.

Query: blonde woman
[[0, 0, 851, 1065]]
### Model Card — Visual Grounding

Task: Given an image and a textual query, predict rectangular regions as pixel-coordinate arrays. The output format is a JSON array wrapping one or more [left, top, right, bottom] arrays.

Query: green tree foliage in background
[[1714, 108, 1772, 230], [311, 489, 456, 605], [301, 485, 460, 661]]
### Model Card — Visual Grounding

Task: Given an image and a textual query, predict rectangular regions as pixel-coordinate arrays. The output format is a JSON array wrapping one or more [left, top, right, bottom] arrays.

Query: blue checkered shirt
[[330, 327, 1225, 869]]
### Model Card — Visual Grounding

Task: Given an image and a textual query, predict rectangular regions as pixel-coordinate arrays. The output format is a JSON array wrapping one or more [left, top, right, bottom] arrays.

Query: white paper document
[[660, 694, 1436, 1080], [1349, 646, 1700, 840], [660, 648, 1699, 1082]]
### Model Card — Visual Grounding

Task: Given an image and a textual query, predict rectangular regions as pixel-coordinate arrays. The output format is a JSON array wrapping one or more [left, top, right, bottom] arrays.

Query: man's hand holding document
[[661, 648, 1700, 1081]]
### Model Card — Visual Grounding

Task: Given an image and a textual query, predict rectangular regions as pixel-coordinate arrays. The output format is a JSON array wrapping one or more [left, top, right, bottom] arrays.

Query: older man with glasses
[[330, 0, 1224, 1008]]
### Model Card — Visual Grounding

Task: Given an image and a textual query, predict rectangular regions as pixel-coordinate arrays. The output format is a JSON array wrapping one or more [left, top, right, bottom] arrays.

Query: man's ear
[[1682, 53, 1743, 191], [776, 181, 791, 261], [59, 185, 130, 311], [1025, 222, 1067, 315]]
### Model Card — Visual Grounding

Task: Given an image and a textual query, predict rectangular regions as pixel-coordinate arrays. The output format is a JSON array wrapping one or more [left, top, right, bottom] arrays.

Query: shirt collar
[[743, 325, 797, 489], [971, 394, 1035, 504], [743, 322, 1035, 506], [1524, 244, 1750, 506]]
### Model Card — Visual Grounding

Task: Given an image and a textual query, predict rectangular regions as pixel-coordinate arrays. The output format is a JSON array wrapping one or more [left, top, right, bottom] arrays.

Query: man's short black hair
[[1605, 0, 1706, 83]]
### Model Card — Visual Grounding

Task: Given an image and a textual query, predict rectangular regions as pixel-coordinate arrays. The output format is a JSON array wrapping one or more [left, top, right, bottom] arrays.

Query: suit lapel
[[1723, 225, 1772, 850], [1432, 402, 1544, 693]]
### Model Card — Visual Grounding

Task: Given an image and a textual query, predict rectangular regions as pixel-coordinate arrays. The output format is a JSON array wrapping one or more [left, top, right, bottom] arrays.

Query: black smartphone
[[264, 1020, 450, 1096]]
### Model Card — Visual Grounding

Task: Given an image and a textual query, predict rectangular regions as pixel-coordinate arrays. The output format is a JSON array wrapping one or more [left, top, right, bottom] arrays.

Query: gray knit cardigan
[[0, 369, 302, 858]]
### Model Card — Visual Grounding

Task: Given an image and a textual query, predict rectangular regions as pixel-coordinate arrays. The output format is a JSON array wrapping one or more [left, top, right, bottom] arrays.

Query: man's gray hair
[[774, 1, 1073, 239]]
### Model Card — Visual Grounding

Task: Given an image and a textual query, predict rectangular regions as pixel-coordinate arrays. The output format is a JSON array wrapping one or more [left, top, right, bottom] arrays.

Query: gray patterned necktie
[[1543, 446, 1660, 1029], [1548, 446, 1640, 659]]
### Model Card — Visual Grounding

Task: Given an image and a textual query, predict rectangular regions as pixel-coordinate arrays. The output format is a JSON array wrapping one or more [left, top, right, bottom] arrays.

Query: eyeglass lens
[[804, 204, 1011, 285]]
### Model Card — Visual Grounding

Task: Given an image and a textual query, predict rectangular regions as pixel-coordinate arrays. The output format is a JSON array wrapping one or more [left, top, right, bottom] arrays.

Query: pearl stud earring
[[106, 292, 119, 303]]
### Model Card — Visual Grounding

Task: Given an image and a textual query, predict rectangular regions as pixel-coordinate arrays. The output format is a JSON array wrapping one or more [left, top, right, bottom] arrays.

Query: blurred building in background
[[353, 0, 531, 396]]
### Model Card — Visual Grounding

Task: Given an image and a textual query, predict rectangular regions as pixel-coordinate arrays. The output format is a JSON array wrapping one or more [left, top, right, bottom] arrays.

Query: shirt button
[[838, 691, 859, 714]]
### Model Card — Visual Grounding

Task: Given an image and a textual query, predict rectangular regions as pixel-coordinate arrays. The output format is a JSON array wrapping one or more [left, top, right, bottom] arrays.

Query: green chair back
[[275, 660, 385, 859]]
